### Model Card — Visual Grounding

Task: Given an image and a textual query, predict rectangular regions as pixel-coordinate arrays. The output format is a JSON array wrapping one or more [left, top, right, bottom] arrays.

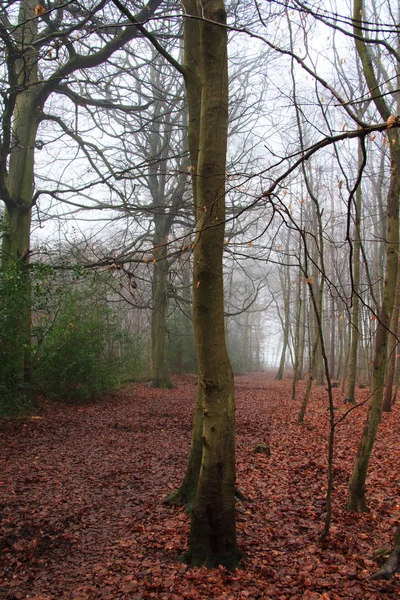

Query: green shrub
[[33, 285, 146, 402], [0, 264, 32, 415], [166, 309, 197, 373]]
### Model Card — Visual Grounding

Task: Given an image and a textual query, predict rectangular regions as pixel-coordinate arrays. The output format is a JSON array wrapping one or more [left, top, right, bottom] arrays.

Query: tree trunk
[[382, 256, 400, 411], [292, 265, 303, 399], [348, 0, 400, 512], [276, 244, 291, 381], [345, 143, 363, 404], [347, 138, 400, 511], [164, 384, 203, 507], [150, 218, 174, 389], [186, 0, 240, 568], [298, 323, 318, 423], [1, 8, 40, 397]]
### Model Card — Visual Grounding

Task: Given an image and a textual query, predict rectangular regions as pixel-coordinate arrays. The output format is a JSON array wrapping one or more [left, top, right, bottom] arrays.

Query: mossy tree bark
[[1, 0, 40, 394], [184, 0, 240, 568], [347, 0, 400, 512]]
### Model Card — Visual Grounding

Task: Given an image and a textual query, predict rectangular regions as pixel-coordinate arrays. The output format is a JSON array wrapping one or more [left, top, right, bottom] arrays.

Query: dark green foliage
[[166, 308, 197, 373], [0, 264, 32, 415], [33, 284, 146, 402]]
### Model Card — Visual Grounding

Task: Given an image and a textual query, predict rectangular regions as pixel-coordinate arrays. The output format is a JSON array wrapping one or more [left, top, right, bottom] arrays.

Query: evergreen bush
[[33, 284, 146, 402]]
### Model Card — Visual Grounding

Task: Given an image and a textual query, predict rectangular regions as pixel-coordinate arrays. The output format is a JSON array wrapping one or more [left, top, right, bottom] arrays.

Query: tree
[[179, 0, 240, 567], [0, 0, 164, 399], [347, 0, 400, 512]]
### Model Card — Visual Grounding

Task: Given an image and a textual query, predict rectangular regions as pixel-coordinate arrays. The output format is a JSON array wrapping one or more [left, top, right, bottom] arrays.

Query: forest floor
[[0, 373, 399, 600]]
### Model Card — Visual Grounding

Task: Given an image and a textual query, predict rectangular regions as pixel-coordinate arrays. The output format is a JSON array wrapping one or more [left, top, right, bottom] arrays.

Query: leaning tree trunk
[[187, 0, 240, 568], [348, 0, 400, 512], [347, 137, 400, 512]]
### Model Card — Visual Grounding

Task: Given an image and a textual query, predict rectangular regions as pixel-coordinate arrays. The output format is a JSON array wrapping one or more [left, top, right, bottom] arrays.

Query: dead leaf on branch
[[387, 114, 395, 129], [34, 4, 45, 16]]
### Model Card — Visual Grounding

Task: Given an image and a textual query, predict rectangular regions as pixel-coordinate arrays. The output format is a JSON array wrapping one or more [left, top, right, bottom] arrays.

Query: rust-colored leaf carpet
[[1, 374, 399, 599]]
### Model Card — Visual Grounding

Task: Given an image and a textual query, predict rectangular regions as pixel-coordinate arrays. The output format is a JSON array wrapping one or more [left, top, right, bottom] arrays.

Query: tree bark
[[185, 0, 240, 568], [347, 138, 400, 511], [1, 1, 40, 395], [150, 218, 174, 389], [164, 384, 203, 507], [382, 256, 400, 411], [348, 0, 400, 512], [344, 142, 363, 404]]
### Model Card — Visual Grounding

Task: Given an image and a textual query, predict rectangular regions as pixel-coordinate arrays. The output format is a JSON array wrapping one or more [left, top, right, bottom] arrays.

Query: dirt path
[[0, 374, 399, 599]]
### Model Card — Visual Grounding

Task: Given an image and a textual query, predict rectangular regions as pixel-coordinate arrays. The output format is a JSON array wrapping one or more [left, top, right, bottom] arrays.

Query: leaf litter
[[0, 373, 399, 599]]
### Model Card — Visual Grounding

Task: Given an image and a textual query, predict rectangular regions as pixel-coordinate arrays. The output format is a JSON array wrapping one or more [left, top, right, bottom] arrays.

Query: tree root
[[370, 550, 400, 580]]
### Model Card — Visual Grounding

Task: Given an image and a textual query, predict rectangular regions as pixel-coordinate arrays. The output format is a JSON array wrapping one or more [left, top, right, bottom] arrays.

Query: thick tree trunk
[[1, 51, 39, 398], [0, 0, 42, 403], [186, 0, 240, 568]]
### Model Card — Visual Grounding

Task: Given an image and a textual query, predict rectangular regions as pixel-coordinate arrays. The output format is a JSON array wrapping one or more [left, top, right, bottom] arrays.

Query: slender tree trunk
[[382, 256, 400, 411], [150, 218, 174, 389], [276, 245, 291, 380], [292, 267, 303, 399], [298, 330, 318, 423], [345, 143, 363, 403], [329, 295, 336, 380]]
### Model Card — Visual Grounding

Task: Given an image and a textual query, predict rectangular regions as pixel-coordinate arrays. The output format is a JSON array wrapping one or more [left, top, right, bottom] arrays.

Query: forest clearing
[[1, 373, 399, 600]]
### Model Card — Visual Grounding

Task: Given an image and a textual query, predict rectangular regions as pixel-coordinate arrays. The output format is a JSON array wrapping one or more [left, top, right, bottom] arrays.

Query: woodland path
[[0, 373, 399, 599]]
